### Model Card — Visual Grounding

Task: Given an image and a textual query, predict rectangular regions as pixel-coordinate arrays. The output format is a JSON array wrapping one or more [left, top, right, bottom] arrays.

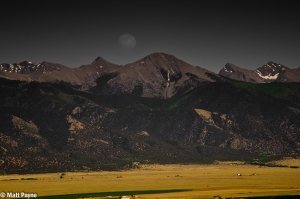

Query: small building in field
[[119, 196, 131, 199]]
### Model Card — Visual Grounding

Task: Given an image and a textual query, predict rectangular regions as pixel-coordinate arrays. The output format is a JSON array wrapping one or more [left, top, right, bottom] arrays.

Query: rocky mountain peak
[[91, 56, 112, 64], [218, 63, 259, 82], [255, 62, 287, 80], [19, 61, 36, 66], [220, 63, 241, 73], [140, 52, 178, 64]]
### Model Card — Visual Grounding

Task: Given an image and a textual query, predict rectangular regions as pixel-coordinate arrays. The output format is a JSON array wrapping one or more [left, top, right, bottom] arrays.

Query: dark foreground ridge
[[0, 75, 300, 173]]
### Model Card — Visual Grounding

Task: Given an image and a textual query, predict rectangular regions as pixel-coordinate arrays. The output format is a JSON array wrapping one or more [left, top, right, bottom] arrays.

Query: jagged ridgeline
[[1, 53, 300, 173]]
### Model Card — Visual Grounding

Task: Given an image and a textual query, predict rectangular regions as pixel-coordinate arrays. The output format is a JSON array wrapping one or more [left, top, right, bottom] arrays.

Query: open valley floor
[[1, 163, 300, 199]]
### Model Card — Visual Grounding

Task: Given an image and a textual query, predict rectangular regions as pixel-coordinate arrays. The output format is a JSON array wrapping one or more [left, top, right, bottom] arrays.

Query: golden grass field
[[1, 162, 300, 199]]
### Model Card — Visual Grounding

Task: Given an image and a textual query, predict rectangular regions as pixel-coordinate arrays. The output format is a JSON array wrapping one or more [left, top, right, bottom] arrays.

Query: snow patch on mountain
[[223, 66, 233, 73], [255, 70, 279, 80]]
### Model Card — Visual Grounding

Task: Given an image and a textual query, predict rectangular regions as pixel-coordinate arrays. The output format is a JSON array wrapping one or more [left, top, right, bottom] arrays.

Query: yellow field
[[1, 164, 300, 199]]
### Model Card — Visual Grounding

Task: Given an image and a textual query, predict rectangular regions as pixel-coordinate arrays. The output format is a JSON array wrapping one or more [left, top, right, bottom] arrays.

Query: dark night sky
[[1, 0, 299, 73]]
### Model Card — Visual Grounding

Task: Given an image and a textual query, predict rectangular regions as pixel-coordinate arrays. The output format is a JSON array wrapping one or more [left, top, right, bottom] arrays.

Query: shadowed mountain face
[[0, 77, 300, 173], [219, 62, 300, 83]]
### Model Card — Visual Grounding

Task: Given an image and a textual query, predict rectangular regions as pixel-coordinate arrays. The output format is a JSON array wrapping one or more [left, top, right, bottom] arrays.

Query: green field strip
[[34, 189, 191, 199]]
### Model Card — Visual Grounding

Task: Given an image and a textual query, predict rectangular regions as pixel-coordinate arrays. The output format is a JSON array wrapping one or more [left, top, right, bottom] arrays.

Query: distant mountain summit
[[256, 62, 286, 79], [219, 63, 261, 82], [219, 61, 300, 83], [96, 52, 217, 98]]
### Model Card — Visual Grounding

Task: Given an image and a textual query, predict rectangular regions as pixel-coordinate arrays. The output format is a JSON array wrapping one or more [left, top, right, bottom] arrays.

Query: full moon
[[118, 34, 136, 50]]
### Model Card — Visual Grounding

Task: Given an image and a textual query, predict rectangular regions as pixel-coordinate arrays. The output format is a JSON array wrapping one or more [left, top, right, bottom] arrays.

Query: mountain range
[[1, 53, 300, 173], [2, 53, 300, 97]]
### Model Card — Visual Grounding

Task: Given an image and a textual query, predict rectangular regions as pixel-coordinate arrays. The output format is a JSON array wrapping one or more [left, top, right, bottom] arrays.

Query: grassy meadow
[[1, 163, 300, 199]]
